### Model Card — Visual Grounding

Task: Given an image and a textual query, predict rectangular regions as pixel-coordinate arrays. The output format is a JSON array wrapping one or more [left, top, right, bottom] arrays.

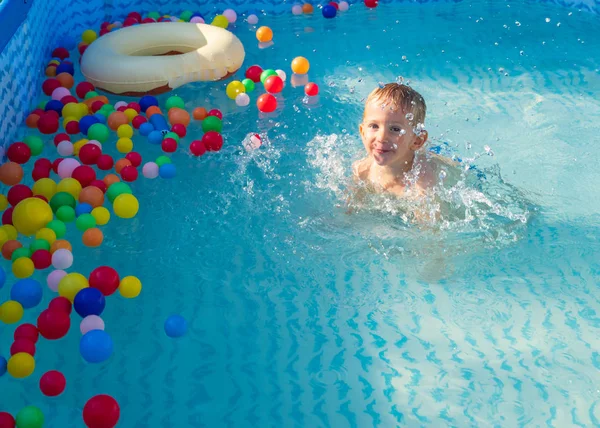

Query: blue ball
[[80, 330, 113, 363], [79, 115, 100, 135], [0, 266, 6, 289], [58, 36, 77, 50], [148, 130, 163, 145], [0, 355, 6, 377], [56, 62, 75, 76], [159, 163, 177, 179], [45, 100, 64, 116], [75, 202, 93, 217], [139, 122, 154, 137], [10, 279, 43, 309], [93, 113, 107, 123], [322, 5, 336, 18], [164, 315, 187, 338], [139, 95, 158, 112], [74, 287, 106, 318]]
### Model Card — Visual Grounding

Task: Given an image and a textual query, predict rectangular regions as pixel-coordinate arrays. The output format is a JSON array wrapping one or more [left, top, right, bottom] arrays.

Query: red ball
[[71, 165, 96, 187], [37, 308, 70, 340], [48, 296, 72, 314], [32, 166, 51, 181], [96, 154, 114, 171], [304, 82, 319, 96], [34, 158, 52, 170], [31, 108, 45, 116], [207, 109, 223, 120], [52, 47, 70, 60], [37, 114, 59, 134], [257, 93, 277, 113], [2, 207, 13, 225], [61, 95, 79, 105], [90, 180, 107, 193], [116, 106, 127, 112], [245, 65, 263, 83], [78, 44, 89, 56], [99, 28, 110, 36], [264, 75, 284, 94], [126, 102, 141, 113], [45, 110, 60, 120], [162, 138, 177, 153], [365, 0, 378, 7], [89, 266, 120, 296], [171, 123, 187, 138], [132, 115, 147, 129], [7, 142, 32, 164], [14, 323, 39, 343], [125, 152, 142, 167], [31, 249, 52, 270], [142, 17, 157, 23], [10, 338, 36, 356], [91, 100, 105, 113], [120, 165, 138, 182], [65, 120, 81, 135], [83, 395, 120, 428], [202, 131, 223, 152], [101, 21, 110, 29], [52, 158, 63, 174], [329, 1, 339, 9], [54, 133, 70, 145], [79, 143, 102, 165], [189, 140, 207, 157], [76, 82, 95, 99], [42, 79, 61, 96], [123, 17, 138, 27], [0, 412, 15, 428], [127, 11, 142, 21], [7, 184, 33, 206], [40, 370, 66, 397]]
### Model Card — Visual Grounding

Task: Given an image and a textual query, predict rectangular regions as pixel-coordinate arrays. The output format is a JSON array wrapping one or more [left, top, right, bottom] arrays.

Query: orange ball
[[107, 111, 129, 131], [50, 239, 72, 253], [114, 159, 131, 174], [79, 186, 105, 208], [82, 228, 103, 247], [56, 73, 75, 89], [25, 114, 40, 128], [45, 66, 57, 77], [168, 107, 191, 126], [302, 3, 314, 13], [192, 107, 208, 120], [2, 240, 22, 260], [291, 56, 310, 74], [256, 26, 273, 43], [145, 106, 162, 118], [0, 162, 24, 186], [103, 173, 121, 186]]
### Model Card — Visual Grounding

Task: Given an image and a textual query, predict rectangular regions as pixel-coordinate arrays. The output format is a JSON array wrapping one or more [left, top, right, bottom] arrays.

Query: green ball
[[165, 95, 185, 111], [260, 69, 277, 84], [163, 131, 180, 143], [85, 90, 99, 100], [155, 156, 171, 167], [242, 78, 255, 92], [11, 247, 31, 262], [50, 192, 76, 213], [16, 406, 44, 428], [106, 182, 132, 203], [76, 213, 96, 231], [100, 104, 114, 113], [23, 136, 44, 156], [87, 123, 110, 143], [202, 116, 222, 133], [148, 11, 161, 19], [37, 100, 47, 110], [30, 239, 51, 252], [46, 219, 67, 238], [180, 10, 193, 21], [56, 206, 76, 223]]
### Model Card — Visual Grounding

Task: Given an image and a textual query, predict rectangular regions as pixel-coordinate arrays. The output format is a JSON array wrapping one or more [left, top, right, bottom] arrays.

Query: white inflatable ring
[[80, 22, 245, 96]]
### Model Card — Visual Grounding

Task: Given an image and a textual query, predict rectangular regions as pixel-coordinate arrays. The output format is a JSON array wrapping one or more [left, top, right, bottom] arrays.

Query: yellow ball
[[62, 103, 81, 119], [119, 276, 142, 298], [91, 207, 110, 226], [291, 56, 310, 74], [7, 352, 35, 378], [124, 108, 137, 122], [82, 29, 98, 44], [78, 103, 90, 117], [117, 124, 134, 139], [12, 197, 53, 236], [0, 300, 24, 324], [32, 178, 58, 201], [212, 15, 229, 28], [35, 227, 57, 245], [13, 257, 35, 279], [116, 137, 133, 154], [0, 228, 8, 247], [113, 194, 139, 219], [57, 178, 82, 199], [0, 194, 8, 211], [1, 224, 17, 240], [58, 272, 89, 302], [226, 81, 246, 100]]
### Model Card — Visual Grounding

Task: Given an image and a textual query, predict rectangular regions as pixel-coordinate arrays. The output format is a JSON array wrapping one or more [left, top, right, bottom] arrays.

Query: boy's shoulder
[[352, 157, 371, 181]]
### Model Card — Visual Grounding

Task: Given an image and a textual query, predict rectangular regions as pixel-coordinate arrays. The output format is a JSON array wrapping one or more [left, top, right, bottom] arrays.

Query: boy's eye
[[368, 124, 378, 129], [391, 127, 402, 133]]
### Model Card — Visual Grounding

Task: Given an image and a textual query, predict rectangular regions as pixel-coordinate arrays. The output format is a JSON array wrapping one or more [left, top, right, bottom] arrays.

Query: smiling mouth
[[373, 148, 392, 154]]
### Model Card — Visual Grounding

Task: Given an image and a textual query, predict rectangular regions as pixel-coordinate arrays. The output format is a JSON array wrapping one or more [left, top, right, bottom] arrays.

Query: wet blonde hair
[[363, 83, 427, 126]]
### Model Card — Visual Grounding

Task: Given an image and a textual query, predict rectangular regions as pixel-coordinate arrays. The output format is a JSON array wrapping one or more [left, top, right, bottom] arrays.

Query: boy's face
[[359, 100, 427, 168]]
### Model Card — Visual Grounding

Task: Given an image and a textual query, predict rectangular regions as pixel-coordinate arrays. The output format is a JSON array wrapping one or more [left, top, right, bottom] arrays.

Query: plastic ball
[[159, 163, 176, 179], [0, 300, 24, 324], [114, 159, 132, 174], [96, 154, 114, 170], [212, 14, 229, 28], [57, 157, 81, 178], [257, 93, 277, 113], [52, 86, 71, 101], [51, 248, 73, 270], [42, 79, 61, 96], [80, 315, 105, 334], [165, 95, 185, 110], [202, 131, 224, 151], [119, 276, 142, 298], [0, 412, 14, 427], [164, 314, 188, 337], [171, 123, 187, 138], [339, 1, 349, 11], [12, 257, 35, 279], [47, 269, 67, 292], [235, 93, 250, 107], [72, 165, 96, 188], [90, 207, 110, 226], [303, 3, 314, 13], [113, 194, 139, 218], [48, 296, 72, 314], [40, 370, 66, 396], [7, 352, 35, 378], [0, 162, 23, 186], [83, 395, 120, 428], [15, 406, 44, 428], [223, 9, 237, 23], [7, 142, 32, 164], [141, 162, 159, 179], [292, 4, 303, 15], [37, 308, 70, 339], [31, 249, 52, 270], [242, 78, 255, 93], [7, 184, 33, 206], [10, 338, 36, 356], [79, 186, 104, 208], [264, 75, 284, 93], [139, 95, 158, 112], [116, 137, 133, 153], [32, 178, 57, 201], [106, 181, 132, 203], [74, 287, 106, 317], [192, 107, 208, 120], [291, 56, 310, 74], [2, 240, 23, 261], [14, 323, 39, 343], [80, 330, 113, 363], [322, 4, 336, 17], [12, 198, 53, 236], [58, 272, 88, 302], [256, 26, 273, 42], [87, 123, 110, 143], [189, 140, 206, 157], [82, 228, 103, 247], [305, 82, 319, 96], [260, 69, 278, 84], [49, 192, 76, 213], [82, 29, 97, 44], [11, 278, 43, 309], [167, 108, 190, 126], [365, 0, 378, 7], [75, 213, 96, 231], [57, 140, 74, 157], [245, 65, 263, 83], [120, 166, 138, 182], [276, 69, 287, 82], [247, 14, 259, 25], [201, 116, 223, 133], [226, 80, 246, 100]]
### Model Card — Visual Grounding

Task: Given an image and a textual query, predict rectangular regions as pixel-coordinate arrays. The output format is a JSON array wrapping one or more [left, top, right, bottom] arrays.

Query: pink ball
[[57, 140, 74, 157], [292, 5, 303, 15], [114, 101, 127, 110], [247, 14, 258, 25], [47, 270, 67, 292], [80, 315, 105, 334], [57, 157, 80, 178], [190, 17, 204, 23], [339, 1, 349, 11], [142, 162, 159, 179], [52, 87, 71, 101], [51, 249, 73, 270], [223, 9, 237, 23]]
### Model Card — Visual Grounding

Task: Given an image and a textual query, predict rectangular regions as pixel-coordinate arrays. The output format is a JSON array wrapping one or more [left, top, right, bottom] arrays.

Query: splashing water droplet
[[405, 112, 414, 121], [515, 21, 521, 26], [466, 142, 472, 150], [378, 82, 385, 88], [545, 17, 551, 22], [439, 170, 447, 181]]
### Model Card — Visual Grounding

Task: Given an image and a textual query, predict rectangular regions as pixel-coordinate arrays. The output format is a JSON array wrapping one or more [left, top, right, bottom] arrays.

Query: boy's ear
[[359, 123, 364, 138], [411, 130, 428, 151]]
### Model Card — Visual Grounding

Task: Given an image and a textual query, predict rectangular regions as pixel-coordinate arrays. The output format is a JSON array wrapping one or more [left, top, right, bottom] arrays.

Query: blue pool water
[[2, 0, 600, 426]]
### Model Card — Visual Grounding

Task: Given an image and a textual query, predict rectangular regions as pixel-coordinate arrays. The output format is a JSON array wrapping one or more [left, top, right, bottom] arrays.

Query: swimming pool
[[1, 0, 600, 426]]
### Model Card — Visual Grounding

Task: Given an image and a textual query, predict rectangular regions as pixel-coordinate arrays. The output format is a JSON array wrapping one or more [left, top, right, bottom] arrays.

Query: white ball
[[114, 101, 127, 109], [247, 14, 259, 25], [80, 315, 105, 334], [339, 1, 349, 11], [47, 269, 67, 292], [51, 249, 73, 270], [235, 93, 250, 107], [292, 5, 303, 15], [142, 162, 159, 179], [57, 140, 74, 157], [276, 69, 287, 82]]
